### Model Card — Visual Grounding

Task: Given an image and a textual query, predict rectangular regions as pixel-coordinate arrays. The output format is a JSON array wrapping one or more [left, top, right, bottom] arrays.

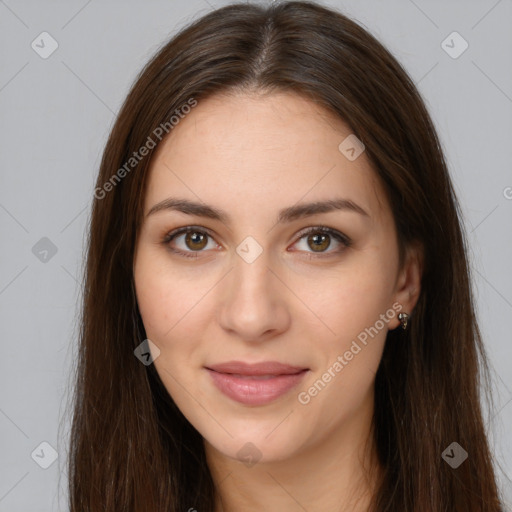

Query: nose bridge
[[231, 235, 275, 300], [218, 235, 289, 339]]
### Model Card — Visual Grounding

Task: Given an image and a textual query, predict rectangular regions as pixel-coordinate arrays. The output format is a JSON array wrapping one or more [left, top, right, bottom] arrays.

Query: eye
[[162, 225, 351, 259], [291, 226, 351, 258], [162, 226, 218, 259]]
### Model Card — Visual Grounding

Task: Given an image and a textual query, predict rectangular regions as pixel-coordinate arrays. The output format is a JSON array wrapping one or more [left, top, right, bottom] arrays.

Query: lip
[[205, 361, 309, 406], [206, 360, 307, 376]]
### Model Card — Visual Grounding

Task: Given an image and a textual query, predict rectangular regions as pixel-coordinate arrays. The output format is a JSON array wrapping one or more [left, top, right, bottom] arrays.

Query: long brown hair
[[67, 2, 504, 510]]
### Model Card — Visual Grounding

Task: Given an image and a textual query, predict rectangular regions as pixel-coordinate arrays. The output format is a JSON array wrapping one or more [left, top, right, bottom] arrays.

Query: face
[[133, 91, 421, 465]]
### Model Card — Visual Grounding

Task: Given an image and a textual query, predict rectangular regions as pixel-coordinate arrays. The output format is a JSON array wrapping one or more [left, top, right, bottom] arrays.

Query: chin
[[202, 422, 307, 467]]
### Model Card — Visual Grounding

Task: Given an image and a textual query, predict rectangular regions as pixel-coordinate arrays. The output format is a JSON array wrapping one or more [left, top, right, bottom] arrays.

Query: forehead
[[144, 91, 389, 221]]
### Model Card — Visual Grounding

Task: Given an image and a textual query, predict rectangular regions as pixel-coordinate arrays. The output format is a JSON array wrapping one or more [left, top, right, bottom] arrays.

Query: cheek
[[299, 258, 395, 405], [133, 250, 216, 404], [134, 272, 172, 339], [134, 256, 202, 398], [134, 251, 205, 340], [298, 275, 390, 425], [312, 264, 395, 341]]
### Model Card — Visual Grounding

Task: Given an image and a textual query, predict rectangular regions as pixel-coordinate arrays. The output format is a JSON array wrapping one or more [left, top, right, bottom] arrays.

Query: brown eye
[[163, 227, 216, 258], [163, 225, 351, 260], [184, 231, 208, 251], [292, 226, 351, 257], [306, 232, 331, 252]]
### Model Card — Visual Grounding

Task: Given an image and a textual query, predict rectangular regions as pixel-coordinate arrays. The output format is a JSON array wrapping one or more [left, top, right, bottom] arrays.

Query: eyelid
[[294, 225, 351, 247], [162, 225, 219, 259], [162, 225, 217, 245], [162, 224, 351, 258]]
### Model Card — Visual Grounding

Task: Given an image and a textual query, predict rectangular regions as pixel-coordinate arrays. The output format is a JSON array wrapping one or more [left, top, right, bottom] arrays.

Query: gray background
[[0, 0, 511, 510]]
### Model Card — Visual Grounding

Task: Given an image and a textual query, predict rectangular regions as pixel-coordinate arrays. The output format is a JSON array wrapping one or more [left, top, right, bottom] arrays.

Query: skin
[[133, 91, 423, 512]]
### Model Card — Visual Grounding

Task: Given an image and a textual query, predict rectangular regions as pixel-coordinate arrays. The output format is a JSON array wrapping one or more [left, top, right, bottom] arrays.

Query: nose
[[217, 247, 291, 343]]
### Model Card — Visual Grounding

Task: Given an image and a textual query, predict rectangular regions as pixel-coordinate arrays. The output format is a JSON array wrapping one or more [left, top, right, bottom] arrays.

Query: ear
[[390, 240, 424, 330]]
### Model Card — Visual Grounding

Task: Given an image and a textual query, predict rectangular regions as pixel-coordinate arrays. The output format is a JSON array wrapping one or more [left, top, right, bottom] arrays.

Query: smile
[[204, 361, 309, 406]]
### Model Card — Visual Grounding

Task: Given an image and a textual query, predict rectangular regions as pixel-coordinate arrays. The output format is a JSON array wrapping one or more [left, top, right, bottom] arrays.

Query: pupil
[[187, 232, 206, 250], [310, 233, 329, 252]]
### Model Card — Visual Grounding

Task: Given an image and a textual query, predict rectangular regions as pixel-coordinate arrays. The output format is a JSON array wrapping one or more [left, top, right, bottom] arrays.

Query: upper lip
[[205, 361, 308, 376]]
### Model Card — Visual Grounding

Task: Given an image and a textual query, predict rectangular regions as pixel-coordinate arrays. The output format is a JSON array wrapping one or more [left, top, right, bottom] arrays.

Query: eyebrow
[[146, 196, 370, 224]]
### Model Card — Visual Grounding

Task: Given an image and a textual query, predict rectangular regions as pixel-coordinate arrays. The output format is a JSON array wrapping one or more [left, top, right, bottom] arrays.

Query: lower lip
[[206, 369, 308, 406]]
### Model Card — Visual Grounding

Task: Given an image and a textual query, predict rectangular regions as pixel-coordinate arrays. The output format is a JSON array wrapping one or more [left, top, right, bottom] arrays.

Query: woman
[[68, 1, 504, 510]]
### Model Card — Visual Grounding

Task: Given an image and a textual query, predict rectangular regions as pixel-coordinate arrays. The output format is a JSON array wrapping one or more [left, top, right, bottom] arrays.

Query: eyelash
[[161, 225, 352, 260]]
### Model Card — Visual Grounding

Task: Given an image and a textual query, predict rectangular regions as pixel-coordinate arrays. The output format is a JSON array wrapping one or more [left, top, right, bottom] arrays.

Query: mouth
[[204, 361, 309, 406]]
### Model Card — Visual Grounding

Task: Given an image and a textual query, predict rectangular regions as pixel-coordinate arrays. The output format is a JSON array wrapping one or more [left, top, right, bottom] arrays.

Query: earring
[[398, 312, 409, 330]]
